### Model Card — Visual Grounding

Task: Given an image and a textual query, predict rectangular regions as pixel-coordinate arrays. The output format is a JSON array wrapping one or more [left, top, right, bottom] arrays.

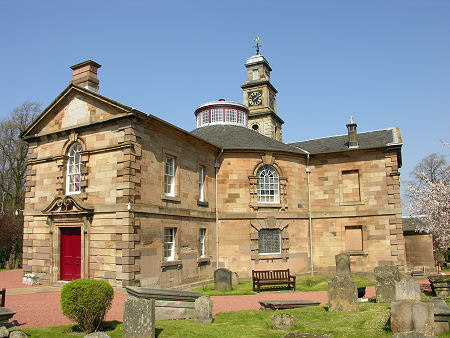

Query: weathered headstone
[[232, 272, 239, 286], [374, 265, 400, 302], [9, 331, 28, 338], [123, 297, 155, 338], [84, 333, 111, 338], [392, 332, 428, 338], [422, 299, 450, 334], [272, 313, 294, 330], [328, 275, 358, 312], [391, 300, 434, 336], [194, 296, 213, 323], [395, 280, 421, 301], [282, 333, 331, 338], [335, 253, 351, 277], [0, 327, 8, 338], [214, 268, 232, 291]]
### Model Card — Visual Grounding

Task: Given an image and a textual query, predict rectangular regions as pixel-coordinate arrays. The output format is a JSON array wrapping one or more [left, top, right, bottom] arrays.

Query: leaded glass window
[[201, 110, 210, 125], [66, 143, 83, 194], [257, 165, 280, 203], [196, 113, 201, 127], [237, 111, 245, 125], [198, 166, 205, 201], [225, 108, 237, 123], [211, 108, 222, 123], [258, 229, 281, 254]]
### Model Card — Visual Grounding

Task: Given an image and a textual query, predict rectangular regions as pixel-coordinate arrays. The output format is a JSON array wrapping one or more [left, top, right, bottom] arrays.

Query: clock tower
[[241, 47, 284, 141]]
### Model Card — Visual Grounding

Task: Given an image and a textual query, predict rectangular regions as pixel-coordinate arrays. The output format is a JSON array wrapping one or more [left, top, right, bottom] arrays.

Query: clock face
[[248, 90, 262, 106], [269, 94, 275, 109]]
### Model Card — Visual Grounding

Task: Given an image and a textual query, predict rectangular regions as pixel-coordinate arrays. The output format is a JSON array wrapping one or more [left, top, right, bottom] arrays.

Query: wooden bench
[[252, 269, 296, 292], [0, 288, 5, 307]]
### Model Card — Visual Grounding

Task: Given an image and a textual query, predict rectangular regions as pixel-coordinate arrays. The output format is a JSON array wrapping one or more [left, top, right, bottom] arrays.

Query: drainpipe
[[307, 154, 314, 276], [215, 148, 224, 269]]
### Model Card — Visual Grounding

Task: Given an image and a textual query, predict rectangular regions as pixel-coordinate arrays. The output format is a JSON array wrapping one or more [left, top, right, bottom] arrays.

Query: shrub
[[61, 278, 114, 333]]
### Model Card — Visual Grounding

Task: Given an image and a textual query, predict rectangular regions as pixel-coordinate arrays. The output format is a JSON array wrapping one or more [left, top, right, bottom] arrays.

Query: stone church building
[[21, 52, 405, 288]]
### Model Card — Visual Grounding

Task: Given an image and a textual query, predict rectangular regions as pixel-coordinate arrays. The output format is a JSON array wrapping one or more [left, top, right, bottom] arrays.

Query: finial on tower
[[253, 37, 263, 55], [350, 116, 354, 124]]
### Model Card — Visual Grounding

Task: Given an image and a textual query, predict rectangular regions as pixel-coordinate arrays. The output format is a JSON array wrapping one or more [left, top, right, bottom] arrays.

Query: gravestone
[[214, 268, 232, 291], [123, 298, 155, 338], [335, 253, 351, 277], [283, 333, 332, 338], [390, 300, 434, 336], [232, 272, 239, 286], [84, 333, 111, 338], [395, 280, 421, 301], [328, 275, 358, 312], [374, 265, 400, 302], [272, 313, 294, 330], [328, 253, 358, 312], [194, 296, 213, 323], [392, 332, 429, 338], [0, 327, 7, 338], [9, 331, 28, 338], [422, 299, 450, 334]]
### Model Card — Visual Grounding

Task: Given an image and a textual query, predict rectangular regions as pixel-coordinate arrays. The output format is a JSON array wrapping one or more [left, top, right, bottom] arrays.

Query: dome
[[194, 99, 249, 128]]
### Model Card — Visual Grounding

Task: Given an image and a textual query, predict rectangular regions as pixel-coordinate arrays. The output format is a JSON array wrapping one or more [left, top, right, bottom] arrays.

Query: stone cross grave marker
[[374, 265, 400, 303], [214, 268, 232, 291]]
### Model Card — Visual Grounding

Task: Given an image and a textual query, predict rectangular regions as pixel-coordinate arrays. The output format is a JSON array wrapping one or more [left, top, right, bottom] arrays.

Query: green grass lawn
[[17, 303, 393, 337], [191, 275, 375, 296]]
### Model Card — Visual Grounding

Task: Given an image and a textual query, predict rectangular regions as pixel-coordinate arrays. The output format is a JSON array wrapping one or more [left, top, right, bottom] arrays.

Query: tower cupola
[[194, 100, 249, 129]]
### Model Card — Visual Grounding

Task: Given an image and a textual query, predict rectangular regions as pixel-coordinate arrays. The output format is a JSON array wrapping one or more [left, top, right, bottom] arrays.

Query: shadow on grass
[[64, 320, 122, 334], [382, 315, 391, 333], [155, 328, 164, 337]]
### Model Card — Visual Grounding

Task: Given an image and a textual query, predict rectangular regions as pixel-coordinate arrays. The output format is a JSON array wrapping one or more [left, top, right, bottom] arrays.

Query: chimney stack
[[70, 60, 102, 92], [346, 116, 358, 149]]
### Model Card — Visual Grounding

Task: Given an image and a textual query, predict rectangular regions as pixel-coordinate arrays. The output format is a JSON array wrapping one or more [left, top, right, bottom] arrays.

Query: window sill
[[161, 260, 182, 271], [345, 251, 367, 256], [339, 201, 364, 206], [197, 257, 210, 266], [197, 200, 209, 207], [250, 203, 286, 210], [251, 253, 289, 260], [161, 195, 181, 203]]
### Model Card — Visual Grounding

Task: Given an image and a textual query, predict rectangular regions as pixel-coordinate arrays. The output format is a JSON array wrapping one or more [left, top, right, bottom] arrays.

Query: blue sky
[[1, 0, 449, 210]]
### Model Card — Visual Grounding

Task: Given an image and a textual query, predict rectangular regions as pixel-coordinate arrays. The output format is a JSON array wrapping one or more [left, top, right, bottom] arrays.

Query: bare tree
[[408, 153, 448, 189], [0, 101, 41, 268]]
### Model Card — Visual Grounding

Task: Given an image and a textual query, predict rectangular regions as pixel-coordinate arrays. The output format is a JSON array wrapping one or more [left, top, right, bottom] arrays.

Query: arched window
[[257, 165, 280, 203], [66, 143, 83, 194]]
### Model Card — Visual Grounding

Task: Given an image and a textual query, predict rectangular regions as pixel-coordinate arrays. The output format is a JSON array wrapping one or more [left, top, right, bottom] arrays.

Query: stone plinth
[[428, 275, 450, 297], [375, 265, 400, 302], [126, 286, 203, 320], [327, 275, 358, 312], [0, 307, 15, 326]]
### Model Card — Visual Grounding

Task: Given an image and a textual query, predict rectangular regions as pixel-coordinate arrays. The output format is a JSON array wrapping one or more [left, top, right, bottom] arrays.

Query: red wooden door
[[60, 227, 81, 281]]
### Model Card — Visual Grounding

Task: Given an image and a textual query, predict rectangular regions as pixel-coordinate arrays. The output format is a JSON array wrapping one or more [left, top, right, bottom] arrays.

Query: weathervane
[[253, 37, 263, 55]]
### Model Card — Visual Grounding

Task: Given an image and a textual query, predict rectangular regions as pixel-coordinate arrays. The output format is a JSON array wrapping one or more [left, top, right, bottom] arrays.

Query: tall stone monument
[[327, 253, 358, 312]]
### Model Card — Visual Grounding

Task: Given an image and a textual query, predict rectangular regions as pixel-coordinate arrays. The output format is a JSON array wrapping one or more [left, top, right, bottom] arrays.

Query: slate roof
[[288, 128, 401, 154], [190, 125, 306, 154]]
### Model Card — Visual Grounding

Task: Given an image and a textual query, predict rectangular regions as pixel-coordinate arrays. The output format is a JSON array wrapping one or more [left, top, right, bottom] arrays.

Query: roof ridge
[[288, 127, 397, 144]]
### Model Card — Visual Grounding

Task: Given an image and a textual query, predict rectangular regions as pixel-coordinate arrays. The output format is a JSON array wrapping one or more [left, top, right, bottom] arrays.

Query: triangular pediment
[[22, 84, 134, 139], [42, 195, 94, 215]]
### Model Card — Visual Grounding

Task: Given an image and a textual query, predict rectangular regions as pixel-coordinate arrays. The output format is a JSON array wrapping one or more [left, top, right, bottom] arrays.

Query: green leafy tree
[[0, 101, 41, 268]]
